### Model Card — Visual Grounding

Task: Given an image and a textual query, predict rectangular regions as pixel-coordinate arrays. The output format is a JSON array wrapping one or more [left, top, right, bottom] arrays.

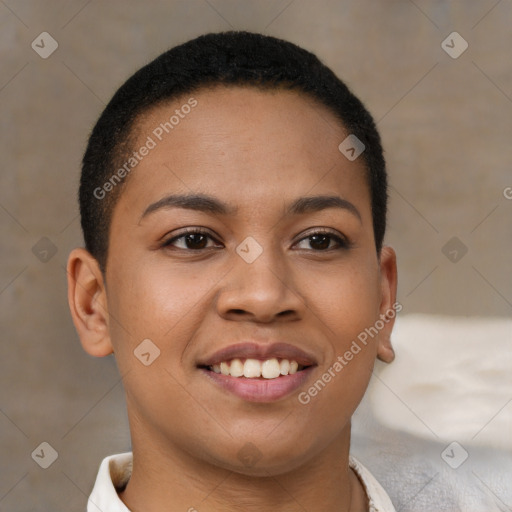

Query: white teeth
[[243, 359, 262, 378], [230, 358, 244, 377], [209, 358, 304, 379], [220, 362, 230, 376], [261, 358, 280, 379]]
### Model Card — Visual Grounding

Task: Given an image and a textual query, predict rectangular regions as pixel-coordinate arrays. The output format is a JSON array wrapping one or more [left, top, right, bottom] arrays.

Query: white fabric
[[351, 314, 512, 512], [87, 453, 132, 512], [87, 452, 396, 511], [349, 455, 397, 512]]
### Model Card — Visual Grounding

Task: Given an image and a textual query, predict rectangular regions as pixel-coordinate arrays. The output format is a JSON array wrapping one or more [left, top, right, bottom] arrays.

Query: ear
[[376, 245, 398, 363], [66, 248, 114, 357]]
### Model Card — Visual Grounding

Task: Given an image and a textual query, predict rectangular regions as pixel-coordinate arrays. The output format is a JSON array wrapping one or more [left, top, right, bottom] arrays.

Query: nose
[[215, 249, 304, 324]]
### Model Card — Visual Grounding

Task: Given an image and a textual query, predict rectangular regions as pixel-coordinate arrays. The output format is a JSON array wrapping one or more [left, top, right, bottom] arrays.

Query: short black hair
[[80, 31, 387, 272]]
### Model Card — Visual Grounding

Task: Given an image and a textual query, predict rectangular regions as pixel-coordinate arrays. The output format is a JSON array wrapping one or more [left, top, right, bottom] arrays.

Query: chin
[[207, 444, 313, 478]]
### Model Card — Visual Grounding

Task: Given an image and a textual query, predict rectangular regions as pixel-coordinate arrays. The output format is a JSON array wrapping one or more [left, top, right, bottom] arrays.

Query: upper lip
[[197, 342, 318, 367]]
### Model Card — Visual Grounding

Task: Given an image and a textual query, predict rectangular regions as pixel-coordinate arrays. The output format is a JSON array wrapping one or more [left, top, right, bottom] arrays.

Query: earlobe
[[66, 248, 114, 357], [376, 245, 398, 364], [376, 337, 395, 363]]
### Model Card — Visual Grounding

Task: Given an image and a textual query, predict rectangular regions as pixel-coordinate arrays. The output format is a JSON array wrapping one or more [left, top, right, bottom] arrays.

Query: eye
[[162, 228, 222, 251], [294, 230, 349, 251]]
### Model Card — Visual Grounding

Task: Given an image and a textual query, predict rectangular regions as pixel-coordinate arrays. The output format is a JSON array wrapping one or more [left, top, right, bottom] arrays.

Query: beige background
[[0, 1, 511, 510]]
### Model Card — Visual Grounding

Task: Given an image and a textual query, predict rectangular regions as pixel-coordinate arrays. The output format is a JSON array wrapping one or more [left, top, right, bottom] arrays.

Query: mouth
[[196, 342, 317, 402], [199, 357, 311, 379]]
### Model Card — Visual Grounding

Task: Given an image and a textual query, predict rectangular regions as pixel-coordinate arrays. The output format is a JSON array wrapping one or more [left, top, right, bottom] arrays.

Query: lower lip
[[199, 367, 315, 402]]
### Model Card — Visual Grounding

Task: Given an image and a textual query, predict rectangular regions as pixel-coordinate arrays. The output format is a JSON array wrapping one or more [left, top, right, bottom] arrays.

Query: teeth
[[209, 358, 304, 379], [261, 358, 280, 379], [243, 359, 262, 378], [280, 359, 290, 375], [230, 358, 244, 377], [220, 361, 230, 376]]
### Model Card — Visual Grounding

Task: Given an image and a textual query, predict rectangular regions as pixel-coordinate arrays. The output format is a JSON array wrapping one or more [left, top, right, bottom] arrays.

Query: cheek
[[296, 260, 380, 407], [106, 261, 220, 361], [301, 259, 381, 339], [105, 262, 216, 417]]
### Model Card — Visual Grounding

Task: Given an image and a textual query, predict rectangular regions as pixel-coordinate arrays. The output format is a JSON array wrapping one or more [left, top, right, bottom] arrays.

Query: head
[[68, 31, 397, 476]]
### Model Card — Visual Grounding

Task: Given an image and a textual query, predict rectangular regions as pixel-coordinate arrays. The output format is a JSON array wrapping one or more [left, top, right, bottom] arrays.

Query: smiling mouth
[[199, 357, 311, 379]]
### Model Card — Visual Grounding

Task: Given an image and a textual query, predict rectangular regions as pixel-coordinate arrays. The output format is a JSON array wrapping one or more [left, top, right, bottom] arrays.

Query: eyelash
[[161, 227, 351, 252]]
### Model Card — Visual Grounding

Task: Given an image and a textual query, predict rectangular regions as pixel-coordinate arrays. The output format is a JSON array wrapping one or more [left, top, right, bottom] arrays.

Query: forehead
[[116, 86, 369, 218]]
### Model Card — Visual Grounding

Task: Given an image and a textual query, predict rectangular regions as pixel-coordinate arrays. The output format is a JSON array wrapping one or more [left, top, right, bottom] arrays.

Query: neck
[[119, 422, 368, 512]]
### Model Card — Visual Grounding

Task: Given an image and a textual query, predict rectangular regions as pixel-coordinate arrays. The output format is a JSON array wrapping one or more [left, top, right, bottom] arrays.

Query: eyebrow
[[140, 193, 362, 222], [288, 195, 361, 222], [140, 194, 237, 219]]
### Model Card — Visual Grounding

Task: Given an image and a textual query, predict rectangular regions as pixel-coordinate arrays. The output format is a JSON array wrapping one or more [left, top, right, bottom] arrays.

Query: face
[[72, 86, 397, 476]]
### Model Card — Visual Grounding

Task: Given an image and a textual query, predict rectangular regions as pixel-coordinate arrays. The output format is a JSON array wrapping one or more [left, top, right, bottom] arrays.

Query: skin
[[67, 86, 397, 512]]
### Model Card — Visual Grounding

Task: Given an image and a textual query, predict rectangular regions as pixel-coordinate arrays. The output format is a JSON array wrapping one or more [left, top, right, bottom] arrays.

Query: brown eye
[[182, 233, 208, 249], [294, 230, 349, 251], [308, 234, 332, 250], [162, 229, 221, 251]]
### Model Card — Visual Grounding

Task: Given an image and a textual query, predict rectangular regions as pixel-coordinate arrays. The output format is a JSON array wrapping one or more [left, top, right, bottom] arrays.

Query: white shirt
[[87, 452, 396, 512]]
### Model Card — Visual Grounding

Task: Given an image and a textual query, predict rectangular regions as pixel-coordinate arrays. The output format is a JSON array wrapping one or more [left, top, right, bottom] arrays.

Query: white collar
[[87, 452, 132, 512], [87, 452, 396, 512]]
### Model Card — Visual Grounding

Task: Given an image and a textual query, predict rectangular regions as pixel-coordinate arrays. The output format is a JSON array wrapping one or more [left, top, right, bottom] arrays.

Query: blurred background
[[0, 1, 511, 510]]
